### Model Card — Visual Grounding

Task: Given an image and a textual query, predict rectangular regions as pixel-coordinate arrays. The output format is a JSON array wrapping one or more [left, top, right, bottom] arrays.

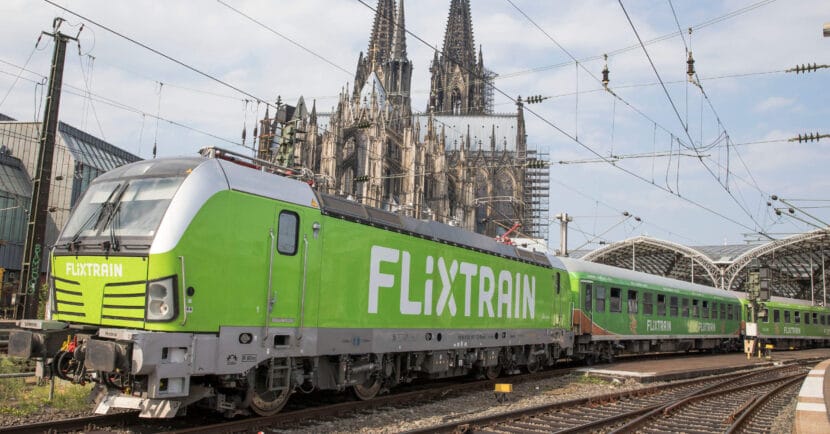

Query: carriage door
[[577, 281, 593, 335], [265, 209, 304, 346]]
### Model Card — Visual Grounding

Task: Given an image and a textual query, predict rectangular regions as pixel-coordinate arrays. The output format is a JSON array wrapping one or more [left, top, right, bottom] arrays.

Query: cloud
[[754, 96, 796, 113]]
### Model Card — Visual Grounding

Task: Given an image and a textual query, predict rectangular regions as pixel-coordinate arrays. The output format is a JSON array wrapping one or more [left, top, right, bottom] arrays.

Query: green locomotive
[[10, 149, 573, 417]]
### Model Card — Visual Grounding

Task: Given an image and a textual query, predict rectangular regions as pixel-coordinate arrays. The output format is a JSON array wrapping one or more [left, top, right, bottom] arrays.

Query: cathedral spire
[[428, 0, 485, 115], [441, 0, 476, 68], [390, 0, 407, 60], [367, 0, 397, 69]]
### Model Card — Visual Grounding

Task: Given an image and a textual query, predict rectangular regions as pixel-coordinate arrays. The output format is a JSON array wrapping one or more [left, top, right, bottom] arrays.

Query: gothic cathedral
[[257, 0, 549, 240]]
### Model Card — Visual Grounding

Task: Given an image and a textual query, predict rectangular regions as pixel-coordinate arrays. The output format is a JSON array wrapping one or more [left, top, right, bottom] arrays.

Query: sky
[[1, 0, 828, 252]]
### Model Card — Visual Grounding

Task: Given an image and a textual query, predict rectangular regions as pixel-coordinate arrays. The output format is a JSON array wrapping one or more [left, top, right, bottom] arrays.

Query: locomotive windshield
[[58, 175, 185, 250]]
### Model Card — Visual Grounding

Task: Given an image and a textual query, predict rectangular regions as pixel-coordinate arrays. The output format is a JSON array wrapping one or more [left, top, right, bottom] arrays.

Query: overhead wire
[[501, 0, 773, 238], [618, 0, 771, 238], [495, 0, 777, 81], [42, 0, 274, 109], [215, 0, 353, 77]]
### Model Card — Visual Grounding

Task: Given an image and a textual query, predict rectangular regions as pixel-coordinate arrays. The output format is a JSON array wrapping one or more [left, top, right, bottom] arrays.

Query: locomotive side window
[[773, 309, 780, 323], [627, 290, 638, 314], [657, 294, 667, 316], [669, 296, 678, 317], [610, 287, 622, 313], [681, 298, 689, 317], [583, 282, 592, 312], [277, 211, 299, 255], [784, 310, 791, 323], [643, 292, 653, 315], [596, 286, 606, 312]]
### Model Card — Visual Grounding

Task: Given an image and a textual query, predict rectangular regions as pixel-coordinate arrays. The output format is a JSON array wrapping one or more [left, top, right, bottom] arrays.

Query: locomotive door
[[265, 208, 305, 340]]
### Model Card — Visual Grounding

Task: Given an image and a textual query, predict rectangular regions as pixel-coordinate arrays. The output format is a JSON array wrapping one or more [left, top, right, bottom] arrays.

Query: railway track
[[0, 366, 576, 433], [401, 362, 808, 434], [1, 356, 818, 433]]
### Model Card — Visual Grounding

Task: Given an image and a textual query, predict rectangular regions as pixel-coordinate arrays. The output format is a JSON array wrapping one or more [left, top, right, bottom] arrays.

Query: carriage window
[[596, 286, 606, 312], [727, 304, 734, 320], [277, 211, 299, 255], [691, 299, 700, 318], [720, 303, 726, 320], [794, 311, 801, 324], [784, 310, 791, 323], [712, 302, 718, 320], [806, 312, 811, 325], [643, 292, 653, 315], [702, 300, 710, 319], [681, 298, 689, 317], [627, 290, 638, 314], [669, 296, 678, 317], [584, 283, 592, 312], [610, 287, 622, 313], [657, 294, 667, 316], [813, 313, 818, 324], [822, 314, 826, 326], [773, 309, 780, 323]]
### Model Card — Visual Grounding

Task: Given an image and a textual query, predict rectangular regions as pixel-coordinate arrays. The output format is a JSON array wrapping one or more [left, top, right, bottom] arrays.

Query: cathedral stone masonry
[[257, 0, 549, 241]]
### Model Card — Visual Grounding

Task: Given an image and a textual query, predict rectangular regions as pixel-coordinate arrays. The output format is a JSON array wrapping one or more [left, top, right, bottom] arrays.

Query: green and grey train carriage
[[743, 296, 830, 349], [561, 258, 745, 361], [9, 153, 574, 418]]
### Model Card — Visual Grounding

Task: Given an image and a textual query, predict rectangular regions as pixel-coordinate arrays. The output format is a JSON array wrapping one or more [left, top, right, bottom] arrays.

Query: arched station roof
[[573, 229, 830, 302]]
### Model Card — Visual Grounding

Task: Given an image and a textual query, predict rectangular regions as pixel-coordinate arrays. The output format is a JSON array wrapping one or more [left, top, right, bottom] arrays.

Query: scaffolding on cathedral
[[483, 69, 497, 115], [524, 149, 550, 241]]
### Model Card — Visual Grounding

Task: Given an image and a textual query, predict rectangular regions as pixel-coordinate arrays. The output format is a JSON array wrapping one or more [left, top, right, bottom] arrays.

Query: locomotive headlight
[[146, 277, 177, 321]]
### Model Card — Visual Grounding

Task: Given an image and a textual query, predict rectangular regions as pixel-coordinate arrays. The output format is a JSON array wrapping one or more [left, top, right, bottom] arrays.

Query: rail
[[0, 372, 35, 379]]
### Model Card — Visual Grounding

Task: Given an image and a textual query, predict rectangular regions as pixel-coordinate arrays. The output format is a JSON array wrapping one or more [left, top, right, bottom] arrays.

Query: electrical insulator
[[601, 54, 610, 90], [686, 51, 695, 82]]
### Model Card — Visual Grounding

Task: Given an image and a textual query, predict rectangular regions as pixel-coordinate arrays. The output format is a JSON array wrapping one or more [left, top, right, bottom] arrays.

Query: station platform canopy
[[571, 228, 830, 303]]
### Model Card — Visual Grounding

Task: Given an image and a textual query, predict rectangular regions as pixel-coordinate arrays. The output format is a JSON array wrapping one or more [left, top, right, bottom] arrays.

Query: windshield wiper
[[103, 202, 122, 253], [65, 183, 122, 252], [100, 183, 129, 253]]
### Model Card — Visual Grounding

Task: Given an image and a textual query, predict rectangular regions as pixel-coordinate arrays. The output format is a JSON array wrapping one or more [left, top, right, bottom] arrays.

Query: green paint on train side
[[314, 215, 571, 330], [51, 189, 573, 333], [568, 270, 742, 338], [740, 298, 830, 339]]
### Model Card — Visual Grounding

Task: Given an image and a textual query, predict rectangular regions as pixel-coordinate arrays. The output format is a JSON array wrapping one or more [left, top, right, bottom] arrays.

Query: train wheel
[[484, 365, 502, 380], [525, 357, 540, 374], [352, 376, 382, 401], [249, 359, 291, 417]]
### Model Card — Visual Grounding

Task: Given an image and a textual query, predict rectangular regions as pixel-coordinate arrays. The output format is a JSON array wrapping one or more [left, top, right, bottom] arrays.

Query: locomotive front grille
[[100, 282, 146, 327], [53, 277, 86, 319]]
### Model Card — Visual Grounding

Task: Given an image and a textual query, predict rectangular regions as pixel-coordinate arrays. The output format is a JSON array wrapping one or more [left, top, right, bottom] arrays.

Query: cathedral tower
[[428, 0, 487, 115]]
